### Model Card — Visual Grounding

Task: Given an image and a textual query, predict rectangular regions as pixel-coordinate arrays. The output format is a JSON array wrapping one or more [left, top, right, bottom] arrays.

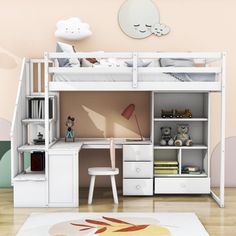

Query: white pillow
[[56, 42, 80, 67], [125, 59, 152, 67]]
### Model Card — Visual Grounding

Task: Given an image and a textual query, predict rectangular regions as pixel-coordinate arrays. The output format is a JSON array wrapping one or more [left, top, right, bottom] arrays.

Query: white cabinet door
[[123, 145, 152, 161], [123, 179, 153, 196], [123, 162, 153, 178], [48, 151, 78, 207], [155, 177, 210, 194]]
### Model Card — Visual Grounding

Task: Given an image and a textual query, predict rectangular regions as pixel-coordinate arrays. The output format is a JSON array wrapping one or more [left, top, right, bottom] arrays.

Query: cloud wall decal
[[55, 17, 92, 41]]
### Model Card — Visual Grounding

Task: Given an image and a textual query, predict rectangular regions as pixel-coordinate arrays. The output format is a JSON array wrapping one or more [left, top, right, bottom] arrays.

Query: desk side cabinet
[[123, 145, 153, 196], [48, 150, 78, 207]]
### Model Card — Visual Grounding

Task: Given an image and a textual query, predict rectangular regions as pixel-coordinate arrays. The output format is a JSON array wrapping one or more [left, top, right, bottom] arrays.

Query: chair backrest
[[110, 138, 116, 170]]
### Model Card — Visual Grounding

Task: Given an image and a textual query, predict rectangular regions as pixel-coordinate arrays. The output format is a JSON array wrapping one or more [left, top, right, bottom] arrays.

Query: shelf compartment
[[154, 93, 209, 119], [154, 121, 208, 146]]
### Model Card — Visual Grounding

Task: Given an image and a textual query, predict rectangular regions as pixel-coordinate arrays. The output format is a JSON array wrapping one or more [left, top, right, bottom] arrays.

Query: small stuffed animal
[[160, 127, 174, 146], [174, 124, 193, 146]]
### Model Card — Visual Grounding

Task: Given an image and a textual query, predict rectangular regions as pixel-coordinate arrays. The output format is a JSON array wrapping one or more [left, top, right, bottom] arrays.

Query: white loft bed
[[45, 52, 223, 91], [11, 52, 226, 208]]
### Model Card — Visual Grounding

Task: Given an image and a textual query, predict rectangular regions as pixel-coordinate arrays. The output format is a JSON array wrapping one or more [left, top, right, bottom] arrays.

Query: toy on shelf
[[161, 109, 174, 118], [175, 109, 192, 118], [160, 127, 174, 146], [65, 116, 75, 142], [174, 124, 193, 146], [33, 132, 45, 145]]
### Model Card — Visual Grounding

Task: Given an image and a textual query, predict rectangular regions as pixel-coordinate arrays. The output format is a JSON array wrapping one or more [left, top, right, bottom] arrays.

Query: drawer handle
[[136, 185, 141, 190], [136, 168, 141, 173], [180, 183, 186, 188]]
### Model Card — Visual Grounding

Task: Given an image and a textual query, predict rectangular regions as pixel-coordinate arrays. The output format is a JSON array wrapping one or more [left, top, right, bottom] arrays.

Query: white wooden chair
[[88, 138, 119, 204]]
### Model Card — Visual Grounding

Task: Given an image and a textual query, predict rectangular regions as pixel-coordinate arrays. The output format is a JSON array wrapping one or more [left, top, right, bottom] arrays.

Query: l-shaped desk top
[[49, 138, 152, 152]]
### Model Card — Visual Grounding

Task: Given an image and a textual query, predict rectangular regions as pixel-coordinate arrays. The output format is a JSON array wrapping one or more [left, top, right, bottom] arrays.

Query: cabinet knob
[[136, 185, 141, 190], [136, 168, 141, 173]]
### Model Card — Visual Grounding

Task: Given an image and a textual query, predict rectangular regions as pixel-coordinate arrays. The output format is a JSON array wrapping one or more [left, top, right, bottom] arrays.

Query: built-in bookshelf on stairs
[[153, 92, 210, 194]]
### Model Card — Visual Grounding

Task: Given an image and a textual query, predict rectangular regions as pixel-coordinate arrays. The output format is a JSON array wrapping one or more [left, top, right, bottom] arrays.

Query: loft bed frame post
[[210, 52, 226, 208], [44, 52, 49, 207], [132, 52, 138, 88]]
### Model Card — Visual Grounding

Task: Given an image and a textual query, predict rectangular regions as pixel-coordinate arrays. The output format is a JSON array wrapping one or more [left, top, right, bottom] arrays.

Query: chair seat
[[88, 167, 119, 176]]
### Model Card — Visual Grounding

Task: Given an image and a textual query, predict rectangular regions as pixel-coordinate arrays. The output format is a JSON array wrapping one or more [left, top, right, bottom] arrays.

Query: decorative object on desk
[[118, 0, 170, 39], [55, 17, 92, 41], [31, 152, 45, 171], [121, 104, 144, 140], [175, 109, 192, 118], [33, 132, 45, 145], [65, 116, 75, 142], [160, 127, 174, 146], [174, 124, 193, 146], [161, 109, 174, 118]]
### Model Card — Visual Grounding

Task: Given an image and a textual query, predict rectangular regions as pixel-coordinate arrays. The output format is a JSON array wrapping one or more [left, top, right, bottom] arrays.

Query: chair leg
[[110, 175, 118, 204], [88, 175, 96, 205]]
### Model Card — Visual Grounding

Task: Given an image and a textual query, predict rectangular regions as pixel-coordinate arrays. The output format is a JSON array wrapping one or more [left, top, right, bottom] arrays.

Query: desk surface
[[50, 138, 152, 151]]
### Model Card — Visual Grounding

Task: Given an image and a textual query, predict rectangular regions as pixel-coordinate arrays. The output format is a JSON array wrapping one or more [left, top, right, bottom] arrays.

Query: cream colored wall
[[0, 0, 236, 187]]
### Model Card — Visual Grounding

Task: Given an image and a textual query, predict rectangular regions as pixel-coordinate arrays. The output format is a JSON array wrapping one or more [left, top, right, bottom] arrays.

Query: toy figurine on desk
[[65, 116, 75, 142]]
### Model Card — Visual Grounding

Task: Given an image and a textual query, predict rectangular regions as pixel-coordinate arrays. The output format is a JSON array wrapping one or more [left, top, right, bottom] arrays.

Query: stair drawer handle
[[136, 185, 141, 190], [136, 168, 141, 173]]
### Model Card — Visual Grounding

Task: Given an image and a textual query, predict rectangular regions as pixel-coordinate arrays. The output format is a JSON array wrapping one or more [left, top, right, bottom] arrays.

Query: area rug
[[17, 212, 209, 236]]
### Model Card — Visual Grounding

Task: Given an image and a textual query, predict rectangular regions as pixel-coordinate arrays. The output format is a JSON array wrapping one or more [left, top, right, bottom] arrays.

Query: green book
[[155, 169, 179, 174], [154, 161, 178, 165], [154, 166, 179, 170]]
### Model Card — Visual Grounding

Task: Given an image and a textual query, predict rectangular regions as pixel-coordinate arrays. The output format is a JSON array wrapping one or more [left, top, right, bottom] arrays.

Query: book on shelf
[[154, 166, 178, 170], [155, 169, 179, 174], [28, 98, 53, 119], [154, 160, 178, 166]]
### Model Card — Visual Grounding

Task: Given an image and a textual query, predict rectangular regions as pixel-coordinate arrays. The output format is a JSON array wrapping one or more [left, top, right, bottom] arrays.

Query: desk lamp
[[121, 104, 144, 141]]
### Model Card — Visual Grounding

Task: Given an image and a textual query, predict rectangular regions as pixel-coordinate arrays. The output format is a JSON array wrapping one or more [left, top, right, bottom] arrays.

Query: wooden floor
[[0, 188, 235, 236]]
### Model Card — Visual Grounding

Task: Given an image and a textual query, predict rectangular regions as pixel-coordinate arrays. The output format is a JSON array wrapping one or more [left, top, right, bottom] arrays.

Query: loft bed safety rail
[[44, 52, 224, 91]]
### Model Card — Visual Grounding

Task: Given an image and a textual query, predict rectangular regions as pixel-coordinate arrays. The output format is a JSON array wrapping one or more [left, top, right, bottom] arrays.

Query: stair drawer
[[123, 179, 153, 196], [155, 177, 210, 194], [123, 145, 153, 161], [14, 181, 47, 207], [123, 162, 153, 178]]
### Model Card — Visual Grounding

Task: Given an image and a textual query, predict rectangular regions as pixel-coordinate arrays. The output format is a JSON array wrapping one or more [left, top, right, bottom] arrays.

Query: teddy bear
[[160, 127, 174, 146], [174, 124, 193, 146]]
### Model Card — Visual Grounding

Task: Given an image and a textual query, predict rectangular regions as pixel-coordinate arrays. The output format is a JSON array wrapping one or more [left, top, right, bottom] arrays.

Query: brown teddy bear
[[174, 124, 193, 146]]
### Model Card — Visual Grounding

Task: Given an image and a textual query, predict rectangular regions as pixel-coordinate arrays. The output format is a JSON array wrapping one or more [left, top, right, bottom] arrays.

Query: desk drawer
[[155, 177, 210, 194], [123, 145, 152, 161], [123, 179, 153, 196], [123, 162, 153, 178]]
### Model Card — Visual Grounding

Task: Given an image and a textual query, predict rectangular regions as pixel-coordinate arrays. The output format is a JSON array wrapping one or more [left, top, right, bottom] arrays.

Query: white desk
[[48, 138, 152, 207]]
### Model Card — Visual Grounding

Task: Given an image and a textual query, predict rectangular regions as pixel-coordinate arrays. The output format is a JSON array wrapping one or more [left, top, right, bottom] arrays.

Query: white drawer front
[[123, 162, 153, 178], [123, 179, 153, 196], [123, 145, 153, 161], [155, 177, 210, 194], [14, 181, 47, 207]]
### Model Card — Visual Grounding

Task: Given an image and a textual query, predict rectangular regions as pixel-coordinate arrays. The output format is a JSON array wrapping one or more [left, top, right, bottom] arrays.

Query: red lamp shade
[[121, 104, 135, 120]]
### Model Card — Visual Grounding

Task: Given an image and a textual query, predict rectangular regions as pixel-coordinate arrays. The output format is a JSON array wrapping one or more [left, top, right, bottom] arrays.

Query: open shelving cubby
[[153, 92, 210, 194]]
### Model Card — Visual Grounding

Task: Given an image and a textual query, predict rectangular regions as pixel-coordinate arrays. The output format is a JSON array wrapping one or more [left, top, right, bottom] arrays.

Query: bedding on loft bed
[[53, 42, 217, 83], [53, 72, 216, 82]]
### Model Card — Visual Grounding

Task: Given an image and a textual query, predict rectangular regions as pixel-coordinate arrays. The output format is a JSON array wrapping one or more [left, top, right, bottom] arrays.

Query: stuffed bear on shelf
[[160, 127, 174, 146], [174, 124, 193, 146]]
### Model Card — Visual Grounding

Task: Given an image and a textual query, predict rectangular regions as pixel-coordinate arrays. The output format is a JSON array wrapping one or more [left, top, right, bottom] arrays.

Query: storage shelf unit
[[153, 92, 210, 194]]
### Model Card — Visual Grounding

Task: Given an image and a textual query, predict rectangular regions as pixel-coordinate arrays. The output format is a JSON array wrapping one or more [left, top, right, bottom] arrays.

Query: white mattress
[[53, 73, 216, 82]]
